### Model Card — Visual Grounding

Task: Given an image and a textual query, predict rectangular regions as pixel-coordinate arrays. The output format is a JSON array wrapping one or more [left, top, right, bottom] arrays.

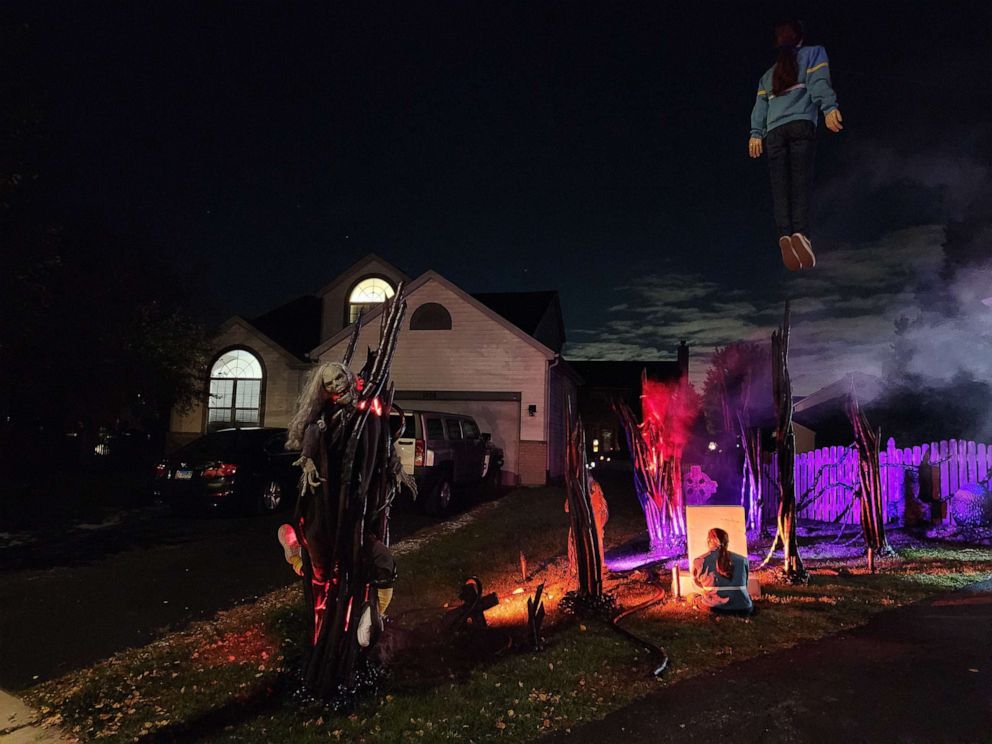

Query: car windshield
[[176, 430, 276, 460]]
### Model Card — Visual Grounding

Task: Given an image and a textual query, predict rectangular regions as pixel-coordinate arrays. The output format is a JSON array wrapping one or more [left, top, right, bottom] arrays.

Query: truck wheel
[[425, 478, 453, 516], [481, 466, 502, 501]]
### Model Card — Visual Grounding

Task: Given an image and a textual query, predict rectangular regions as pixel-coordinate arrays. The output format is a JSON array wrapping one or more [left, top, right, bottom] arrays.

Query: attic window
[[409, 302, 452, 330], [348, 277, 395, 323]]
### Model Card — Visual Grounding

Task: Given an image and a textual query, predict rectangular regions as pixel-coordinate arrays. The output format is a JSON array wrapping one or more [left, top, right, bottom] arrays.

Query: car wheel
[[481, 467, 502, 501], [259, 479, 284, 513], [425, 478, 453, 516]]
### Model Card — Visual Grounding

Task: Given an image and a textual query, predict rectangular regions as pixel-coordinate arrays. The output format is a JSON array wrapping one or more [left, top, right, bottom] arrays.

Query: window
[[390, 412, 416, 440], [348, 277, 395, 324], [207, 349, 264, 431], [445, 418, 463, 440], [461, 419, 480, 440], [409, 302, 452, 330], [425, 418, 445, 440]]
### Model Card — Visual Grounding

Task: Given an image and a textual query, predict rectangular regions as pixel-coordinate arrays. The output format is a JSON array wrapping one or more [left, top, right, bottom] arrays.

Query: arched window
[[348, 277, 395, 324], [409, 302, 452, 330], [207, 349, 264, 431]]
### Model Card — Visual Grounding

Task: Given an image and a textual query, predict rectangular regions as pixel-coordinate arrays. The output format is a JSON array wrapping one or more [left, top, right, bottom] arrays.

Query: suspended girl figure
[[749, 20, 843, 271]]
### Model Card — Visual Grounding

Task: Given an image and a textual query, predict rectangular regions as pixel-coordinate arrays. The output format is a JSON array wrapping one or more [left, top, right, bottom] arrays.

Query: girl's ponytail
[[709, 528, 733, 579], [771, 20, 803, 96]]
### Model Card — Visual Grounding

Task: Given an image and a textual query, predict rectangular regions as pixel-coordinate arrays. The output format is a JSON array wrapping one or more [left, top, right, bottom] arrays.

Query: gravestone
[[683, 465, 718, 505], [951, 483, 992, 527]]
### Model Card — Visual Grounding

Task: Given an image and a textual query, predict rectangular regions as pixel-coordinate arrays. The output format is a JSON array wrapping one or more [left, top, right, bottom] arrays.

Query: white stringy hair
[[286, 362, 346, 451]]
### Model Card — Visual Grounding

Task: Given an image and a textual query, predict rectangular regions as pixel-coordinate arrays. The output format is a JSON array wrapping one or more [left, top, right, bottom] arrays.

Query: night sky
[[9, 1, 992, 393]]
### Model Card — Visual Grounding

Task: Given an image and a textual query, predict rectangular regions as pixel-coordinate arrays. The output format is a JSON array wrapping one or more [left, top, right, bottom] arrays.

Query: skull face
[[321, 363, 356, 407]]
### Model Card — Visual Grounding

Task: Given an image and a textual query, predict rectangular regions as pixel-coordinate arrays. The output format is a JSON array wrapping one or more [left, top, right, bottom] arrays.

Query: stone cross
[[683, 464, 718, 503]]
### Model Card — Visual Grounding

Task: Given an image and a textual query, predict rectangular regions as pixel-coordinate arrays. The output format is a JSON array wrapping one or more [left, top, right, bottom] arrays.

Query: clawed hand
[[293, 455, 325, 492]]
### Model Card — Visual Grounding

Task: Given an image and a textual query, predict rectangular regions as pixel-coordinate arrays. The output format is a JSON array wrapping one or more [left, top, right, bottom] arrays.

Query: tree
[[847, 392, 891, 571], [702, 342, 772, 531], [0, 221, 213, 453], [761, 302, 807, 581], [615, 373, 700, 548]]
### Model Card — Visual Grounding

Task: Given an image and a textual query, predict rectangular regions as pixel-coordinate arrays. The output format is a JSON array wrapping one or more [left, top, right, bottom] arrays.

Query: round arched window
[[207, 349, 264, 431], [348, 277, 395, 323], [409, 302, 452, 330]]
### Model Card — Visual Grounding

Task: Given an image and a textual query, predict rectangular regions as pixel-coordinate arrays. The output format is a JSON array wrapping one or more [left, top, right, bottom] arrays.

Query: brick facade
[[518, 440, 549, 486]]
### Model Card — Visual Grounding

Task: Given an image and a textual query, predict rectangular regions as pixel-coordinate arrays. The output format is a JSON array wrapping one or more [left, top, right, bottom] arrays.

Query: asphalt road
[[548, 578, 992, 744], [0, 499, 438, 690]]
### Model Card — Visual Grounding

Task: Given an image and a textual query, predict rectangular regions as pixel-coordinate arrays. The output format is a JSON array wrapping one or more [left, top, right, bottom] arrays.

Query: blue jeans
[[766, 119, 816, 236]]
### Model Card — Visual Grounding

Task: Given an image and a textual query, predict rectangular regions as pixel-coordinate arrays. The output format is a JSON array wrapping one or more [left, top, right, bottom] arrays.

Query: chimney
[[677, 339, 689, 383]]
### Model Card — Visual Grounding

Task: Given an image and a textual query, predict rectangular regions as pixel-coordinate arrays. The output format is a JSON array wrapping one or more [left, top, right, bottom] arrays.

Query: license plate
[[175, 470, 193, 480]]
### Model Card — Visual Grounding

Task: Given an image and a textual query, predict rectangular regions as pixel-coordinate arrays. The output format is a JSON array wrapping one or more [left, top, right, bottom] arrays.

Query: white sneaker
[[779, 236, 801, 272], [790, 233, 816, 269], [356, 605, 372, 647]]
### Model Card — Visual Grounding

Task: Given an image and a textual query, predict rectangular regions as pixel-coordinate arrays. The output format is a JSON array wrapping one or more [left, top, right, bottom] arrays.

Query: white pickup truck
[[391, 408, 503, 515]]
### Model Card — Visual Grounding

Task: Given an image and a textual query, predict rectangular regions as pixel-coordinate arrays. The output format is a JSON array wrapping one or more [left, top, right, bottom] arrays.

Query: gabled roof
[[215, 316, 313, 367], [314, 253, 410, 297], [249, 295, 322, 361], [568, 360, 683, 389], [310, 270, 558, 359], [793, 372, 884, 418], [472, 290, 560, 336]]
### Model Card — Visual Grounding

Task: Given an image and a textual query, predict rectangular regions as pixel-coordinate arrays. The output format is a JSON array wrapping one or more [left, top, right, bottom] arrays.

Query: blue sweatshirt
[[750, 45, 838, 138]]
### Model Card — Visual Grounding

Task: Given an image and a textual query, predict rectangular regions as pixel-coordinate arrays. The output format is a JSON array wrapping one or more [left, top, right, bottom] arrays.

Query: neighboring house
[[170, 254, 578, 486], [792, 372, 885, 450], [570, 342, 690, 457]]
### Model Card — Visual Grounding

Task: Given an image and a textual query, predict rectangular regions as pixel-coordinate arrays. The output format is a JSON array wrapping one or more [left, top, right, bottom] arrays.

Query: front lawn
[[27, 475, 992, 742]]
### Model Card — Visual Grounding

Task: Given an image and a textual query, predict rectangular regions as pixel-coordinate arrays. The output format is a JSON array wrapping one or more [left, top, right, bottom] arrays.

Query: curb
[[0, 690, 71, 743]]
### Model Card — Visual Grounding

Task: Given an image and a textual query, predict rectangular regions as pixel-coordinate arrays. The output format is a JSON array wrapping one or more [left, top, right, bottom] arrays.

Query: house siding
[[318, 279, 553, 484], [169, 322, 307, 447], [546, 364, 576, 482], [319, 258, 408, 341]]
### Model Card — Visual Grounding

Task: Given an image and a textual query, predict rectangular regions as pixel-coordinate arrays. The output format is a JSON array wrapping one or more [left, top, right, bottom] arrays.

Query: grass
[[25, 475, 992, 742]]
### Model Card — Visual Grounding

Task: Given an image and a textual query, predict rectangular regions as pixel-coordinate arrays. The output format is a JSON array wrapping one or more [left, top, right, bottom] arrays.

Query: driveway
[[0, 501, 439, 690], [547, 578, 992, 744]]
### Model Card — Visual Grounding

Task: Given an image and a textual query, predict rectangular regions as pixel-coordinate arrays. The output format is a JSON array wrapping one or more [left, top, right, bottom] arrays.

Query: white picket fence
[[764, 438, 992, 525]]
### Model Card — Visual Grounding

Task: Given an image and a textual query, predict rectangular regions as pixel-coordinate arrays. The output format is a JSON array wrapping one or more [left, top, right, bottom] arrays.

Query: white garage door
[[397, 397, 521, 486]]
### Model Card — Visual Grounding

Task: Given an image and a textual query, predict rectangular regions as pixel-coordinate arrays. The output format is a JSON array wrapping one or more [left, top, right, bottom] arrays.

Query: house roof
[[472, 290, 559, 336], [216, 316, 314, 368], [310, 270, 559, 359], [568, 360, 683, 389], [314, 253, 410, 297], [249, 295, 323, 362], [793, 372, 884, 419]]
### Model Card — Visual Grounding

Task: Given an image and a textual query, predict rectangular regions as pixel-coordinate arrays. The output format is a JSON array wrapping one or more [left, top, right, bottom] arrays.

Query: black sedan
[[154, 427, 300, 514]]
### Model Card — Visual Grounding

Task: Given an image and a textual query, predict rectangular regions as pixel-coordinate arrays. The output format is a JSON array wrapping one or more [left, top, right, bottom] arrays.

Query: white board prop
[[676, 505, 759, 599], [685, 505, 748, 565]]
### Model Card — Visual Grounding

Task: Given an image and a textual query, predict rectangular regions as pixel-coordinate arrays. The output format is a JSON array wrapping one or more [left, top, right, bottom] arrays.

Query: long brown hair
[[771, 20, 803, 96], [709, 528, 733, 578]]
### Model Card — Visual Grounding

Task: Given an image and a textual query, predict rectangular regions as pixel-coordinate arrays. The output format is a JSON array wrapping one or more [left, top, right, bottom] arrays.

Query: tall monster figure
[[282, 288, 413, 702]]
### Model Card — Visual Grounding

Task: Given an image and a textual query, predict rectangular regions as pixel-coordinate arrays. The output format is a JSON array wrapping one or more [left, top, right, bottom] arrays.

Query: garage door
[[396, 394, 521, 486]]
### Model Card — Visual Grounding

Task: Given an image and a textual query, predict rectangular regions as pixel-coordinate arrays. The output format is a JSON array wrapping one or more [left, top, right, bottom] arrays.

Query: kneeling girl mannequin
[[692, 527, 753, 615]]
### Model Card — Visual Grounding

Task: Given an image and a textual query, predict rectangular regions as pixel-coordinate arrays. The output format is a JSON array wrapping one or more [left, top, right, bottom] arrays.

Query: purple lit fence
[[763, 438, 992, 526]]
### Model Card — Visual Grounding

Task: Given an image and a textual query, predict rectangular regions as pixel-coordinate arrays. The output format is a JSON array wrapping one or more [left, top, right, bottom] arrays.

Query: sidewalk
[[0, 690, 68, 743], [547, 578, 992, 744]]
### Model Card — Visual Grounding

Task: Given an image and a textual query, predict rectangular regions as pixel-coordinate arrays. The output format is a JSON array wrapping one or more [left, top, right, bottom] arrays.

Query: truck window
[[425, 417, 445, 440], [391, 413, 416, 439], [461, 419, 480, 439], [445, 418, 463, 440]]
